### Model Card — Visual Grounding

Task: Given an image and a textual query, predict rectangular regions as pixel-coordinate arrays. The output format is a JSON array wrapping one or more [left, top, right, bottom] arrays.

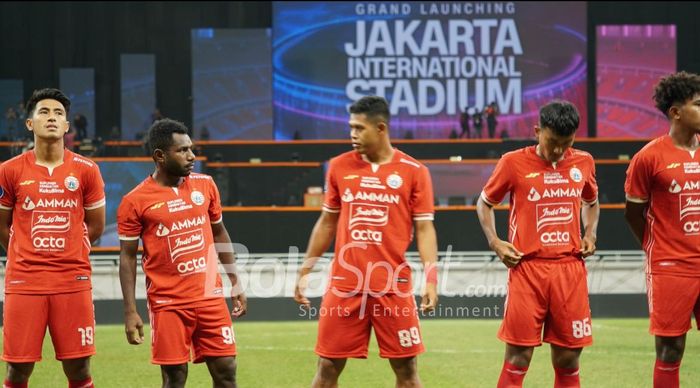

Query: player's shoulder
[[570, 148, 594, 163], [330, 150, 357, 164], [636, 136, 667, 155], [122, 178, 151, 202], [0, 151, 29, 170], [188, 172, 214, 182], [500, 147, 530, 162], [68, 150, 99, 171], [394, 149, 425, 170]]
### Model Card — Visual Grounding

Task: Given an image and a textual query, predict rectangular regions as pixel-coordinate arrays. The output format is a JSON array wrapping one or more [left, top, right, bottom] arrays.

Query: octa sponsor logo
[[351, 229, 382, 243], [540, 231, 570, 244], [177, 256, 206, 274], [33, 236, 66, 249]]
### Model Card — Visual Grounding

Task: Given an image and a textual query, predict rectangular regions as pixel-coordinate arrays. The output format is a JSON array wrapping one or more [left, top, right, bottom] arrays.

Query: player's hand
[[490, 239, 524, 268], [420, 282, 438, 313], [581, 235, 597, 258], [294, 275, 311, 310], [231, 291, 247, 318], [124, 311, 144, 345]]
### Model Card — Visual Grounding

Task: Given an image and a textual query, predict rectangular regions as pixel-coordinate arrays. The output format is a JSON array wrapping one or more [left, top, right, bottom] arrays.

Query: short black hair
[[26, 88, 71, 117], [539, 100, 580, 137], [146, 118, 189, 154], [653, 71, 700, 117], [349, 96, 390, 124]]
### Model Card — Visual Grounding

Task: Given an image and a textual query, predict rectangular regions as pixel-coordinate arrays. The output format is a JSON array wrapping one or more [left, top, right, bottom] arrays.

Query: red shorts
[[149, 300, 236, 365], [498, 257, 593, 348], [3, 290, 96, 362], [647, 273, 700, 336], [315, 291, 424, 359]]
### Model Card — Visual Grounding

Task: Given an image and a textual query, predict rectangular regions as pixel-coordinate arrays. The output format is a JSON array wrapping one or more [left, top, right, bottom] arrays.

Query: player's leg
[[204, 356, 236, 388], [544, 259, 593, 388], [190, 300, 237, 387], [647, 274, 700, 388], [150, 309, 196, 386], [3, 294, 49, 386], [314, 291, 371, 386], [312, 357, 347, 388], [497, 260, 549, 387], [47, 291, 96, 387], [388, 357, 420, 388], [161, 364, 188, 388], [371, 294, 424, 387]]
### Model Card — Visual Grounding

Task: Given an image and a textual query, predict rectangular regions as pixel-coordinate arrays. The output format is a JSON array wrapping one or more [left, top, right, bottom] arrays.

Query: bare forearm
[[582, 202, 600, 239], [213, 224, 239, 287], [119, 256, 139, 313], [625, 214, 646, 245], [416, 222, 438, 267], [476, 199, 500, 248], [302, 213, 338, 275]]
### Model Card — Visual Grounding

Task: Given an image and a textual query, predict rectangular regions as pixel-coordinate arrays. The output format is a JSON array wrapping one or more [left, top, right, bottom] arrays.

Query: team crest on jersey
[[191, 190, 205, 206], [569, 168, 582, 183], [386, 174, 403, 189], [342, 188, 354, 202], [669, 180, 682, 194], [64, 176, 79, 191]]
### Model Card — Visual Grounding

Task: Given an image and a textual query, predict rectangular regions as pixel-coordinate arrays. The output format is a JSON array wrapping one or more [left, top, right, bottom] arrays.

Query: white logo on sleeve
[[386, 174, 403, 189], [191, 190, 205, 206], [569, 168, 582, 183], [527, 188, 541, 202]]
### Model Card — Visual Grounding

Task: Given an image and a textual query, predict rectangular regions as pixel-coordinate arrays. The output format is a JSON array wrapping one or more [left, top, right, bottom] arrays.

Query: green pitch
[[5, 319, 700, 387]]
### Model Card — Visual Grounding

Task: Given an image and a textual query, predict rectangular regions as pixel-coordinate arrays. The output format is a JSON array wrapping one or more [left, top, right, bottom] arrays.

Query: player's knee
[[61, 357, 91, 380], [6, 362, 34, 382], [317, 358, 344, 380], [209, 357, 236, 385], [161, 364, 188, 387], [390, 357, 419, 381]]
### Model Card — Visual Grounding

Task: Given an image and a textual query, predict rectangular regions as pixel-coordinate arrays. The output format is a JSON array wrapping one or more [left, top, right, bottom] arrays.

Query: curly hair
[[653, 71, 700, 116], [146, 118, 189, 154]]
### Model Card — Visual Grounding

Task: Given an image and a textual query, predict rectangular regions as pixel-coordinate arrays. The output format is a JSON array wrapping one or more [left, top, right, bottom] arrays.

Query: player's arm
[[119, 238, 144, 345], [0, 209, 11, 251], [294, 210, 339, 308], [624, 200, 648, 245], [84, 205, 105, 244], [476, 196, 523, 268], [581, 200, 600, 257], [415, 219, 438, 312], [211, 221, 247, 318]]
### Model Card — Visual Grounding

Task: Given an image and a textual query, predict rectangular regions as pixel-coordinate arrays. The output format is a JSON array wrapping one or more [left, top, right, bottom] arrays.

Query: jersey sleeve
[[322, 159, 340, 213], [624, 151, 652, 203], [208, 179, 223, 224], [83, 164, 106, 210], [411, 165, 435, 221], [117, 197, 142, 241], [480, 155, 512, 205], [0, 163, 16, 210], [582, 156, 599, 204]]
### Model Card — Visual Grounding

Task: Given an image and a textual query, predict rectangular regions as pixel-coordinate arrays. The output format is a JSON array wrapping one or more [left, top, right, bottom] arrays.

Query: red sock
[[3, 380, 28, 388], [497, 361, 528, 388], [68, 377, 94, 388], [654, 360, 680, 388], [554, 367, 580, 387]]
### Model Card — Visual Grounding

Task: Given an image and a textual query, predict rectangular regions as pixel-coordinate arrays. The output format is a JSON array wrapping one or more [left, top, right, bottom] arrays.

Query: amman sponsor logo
[[341, 189, 400, 204], [349, 203, 389, 229], [23, 197, 78, 210], [168, 228, 205, 261], [536, 203, 573, 231], [669, 179, 682, 194]]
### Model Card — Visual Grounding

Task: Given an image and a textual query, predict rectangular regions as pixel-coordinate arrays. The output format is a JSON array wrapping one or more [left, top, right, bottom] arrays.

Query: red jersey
[[625, 135, 700, 276], [323, 149, 434, 293], [117, 173, 225, 311], [0, 149, 105, 294], [481, 146, 598, 260]]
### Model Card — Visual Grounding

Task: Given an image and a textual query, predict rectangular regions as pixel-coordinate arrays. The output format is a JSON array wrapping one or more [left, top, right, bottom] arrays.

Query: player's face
[[535, 126, 575, 163], [163, 133, 196, 177], [26, 99, 70, 141], [349, 113, 384, 155], [675, 94, 700, 133]]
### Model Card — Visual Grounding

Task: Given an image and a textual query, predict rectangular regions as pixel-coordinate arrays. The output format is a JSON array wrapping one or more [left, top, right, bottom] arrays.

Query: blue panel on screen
[[120, 54, 156, 141], [192, 28, 273, 140], [59, 68, 96, 139], [0, 80, 24, 141], [272, 1, 587, 139]]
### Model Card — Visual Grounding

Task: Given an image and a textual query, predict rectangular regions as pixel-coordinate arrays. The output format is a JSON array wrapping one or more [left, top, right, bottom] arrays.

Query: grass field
[[5, 319, 700, 387]]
